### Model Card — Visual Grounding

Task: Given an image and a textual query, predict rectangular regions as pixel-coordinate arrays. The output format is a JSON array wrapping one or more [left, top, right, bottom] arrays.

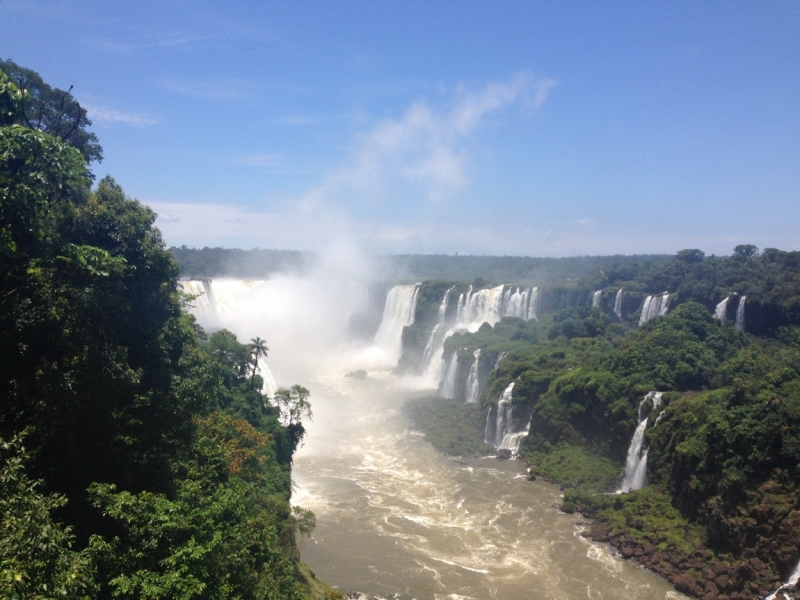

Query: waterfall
[[614, 289, 623, 319], [255, 356, 278, 400], [736, 296, 746, 331], [464, 349, 482, 403], [766, 560, 800, 600], [486, 382, 515, 447], [714, 297, 729, 324], [458, 285, 506, 327], [503, 286, 539, 320], [180, 279, 273, 328], [498, 424, 529, 456], [456, 285, 540, 330], [372, 284, 420, 364], [494, 351, 508, 369], [592, 290, 602, 308], [439, 352, 458, 398], [179, 279, 279, 396], [421, 287, 455, 381], [618, 392, 663, 493], [179, 279, 217, 323], [639, 293, 670, 325], [483, 406, 493, 445]]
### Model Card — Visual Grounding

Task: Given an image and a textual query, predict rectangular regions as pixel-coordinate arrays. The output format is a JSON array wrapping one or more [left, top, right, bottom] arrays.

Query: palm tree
[[247, 337, 269, 387]]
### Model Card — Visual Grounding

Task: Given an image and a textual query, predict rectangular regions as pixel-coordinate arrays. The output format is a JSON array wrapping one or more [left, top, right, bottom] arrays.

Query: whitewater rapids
[[294, 371, 681, 599]]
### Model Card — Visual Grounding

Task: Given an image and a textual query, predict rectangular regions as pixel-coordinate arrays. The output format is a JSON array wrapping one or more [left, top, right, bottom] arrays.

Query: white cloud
[[83, 104, 159, 126], [325, 72, 558, 203], [149, 74, 568, 252]]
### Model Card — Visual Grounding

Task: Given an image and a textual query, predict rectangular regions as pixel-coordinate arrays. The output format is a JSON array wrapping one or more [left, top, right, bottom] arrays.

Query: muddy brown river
[[294, 371, 683, 600]]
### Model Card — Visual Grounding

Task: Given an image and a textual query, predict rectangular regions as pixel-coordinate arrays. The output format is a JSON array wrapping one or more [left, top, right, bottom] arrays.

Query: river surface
[[294, 370, 683, 600]]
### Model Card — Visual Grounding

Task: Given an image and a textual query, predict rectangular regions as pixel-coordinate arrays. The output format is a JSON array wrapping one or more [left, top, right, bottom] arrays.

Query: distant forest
[[170, 246, 674, 284]]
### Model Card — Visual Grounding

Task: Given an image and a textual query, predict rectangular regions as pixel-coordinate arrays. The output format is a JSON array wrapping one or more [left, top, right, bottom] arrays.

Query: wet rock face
[[496, 448, 512, 460]]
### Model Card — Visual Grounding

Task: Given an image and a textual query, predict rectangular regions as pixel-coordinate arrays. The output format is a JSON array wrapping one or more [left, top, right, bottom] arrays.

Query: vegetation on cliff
[[0, 64, 323, 599], [406, 248, 800, 599]]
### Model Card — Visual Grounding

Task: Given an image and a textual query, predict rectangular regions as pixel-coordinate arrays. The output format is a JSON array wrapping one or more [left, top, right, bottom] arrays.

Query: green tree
[[0, 59, 102, 163], [0, 435, 96, 599], [0, 70, 90, 256], [248, 336, 270, 387], [676, 249, 705, 264], [733, 244, 759, 258], [274, 385, 312, 427]]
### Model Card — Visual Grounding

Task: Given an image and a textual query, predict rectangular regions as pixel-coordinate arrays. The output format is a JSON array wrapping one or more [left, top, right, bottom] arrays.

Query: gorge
[[173, 246, 800, 599]]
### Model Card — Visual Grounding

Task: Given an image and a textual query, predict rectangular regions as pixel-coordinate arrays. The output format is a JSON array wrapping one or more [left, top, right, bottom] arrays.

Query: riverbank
[[403, 398, 800, 600]]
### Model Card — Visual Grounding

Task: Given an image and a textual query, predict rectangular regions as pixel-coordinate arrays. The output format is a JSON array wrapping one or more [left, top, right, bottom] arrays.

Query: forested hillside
[[169, 245, 673, 284], [0, 64, 334, 600], [405, 249, 800, 599]]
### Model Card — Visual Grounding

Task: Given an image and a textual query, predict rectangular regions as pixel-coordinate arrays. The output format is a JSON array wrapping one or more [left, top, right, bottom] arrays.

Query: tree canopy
[[0, 58, 102, 164]]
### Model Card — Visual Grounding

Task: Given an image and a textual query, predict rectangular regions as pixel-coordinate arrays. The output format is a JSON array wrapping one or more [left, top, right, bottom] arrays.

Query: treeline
[[1, 63, 335, 599], [410, 248, 800, 599], [387, 253, 673, 285], [170, 246, 315, 279], [168, 246, 674, 285]]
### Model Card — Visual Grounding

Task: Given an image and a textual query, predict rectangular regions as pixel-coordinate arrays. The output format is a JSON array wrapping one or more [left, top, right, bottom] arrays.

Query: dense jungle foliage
[[405, 249, 800, 598], [0, 66, 333, 600]]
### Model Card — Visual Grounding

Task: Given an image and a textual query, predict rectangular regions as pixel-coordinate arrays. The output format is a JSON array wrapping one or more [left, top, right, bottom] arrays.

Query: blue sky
[[2, 1, 798, 256]]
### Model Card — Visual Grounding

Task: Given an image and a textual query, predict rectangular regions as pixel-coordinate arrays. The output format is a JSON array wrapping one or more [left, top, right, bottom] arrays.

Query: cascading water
[[494, 351, 508, 369], [502, 286, 540, 320], [714, 296, 729, 324], [614, 289, 623, 319], [422, 287, 453, 365], [371, 284, 420, 364], [618, 392, 663, 493], [458, 285, 505, 326], [736, 296, 746, 331], [179, 279, 280, 395], [255, 355, 279, 400], [765, 559, 800, 600], [639, 293, 670, 325], [498, 421, 530, 456], [179, 279, 217, 323], [420, 288, 455, 383], [457, 285, 539, 330], [486, 382, 515, 447], [428, 286, 536, 387], [464, 349, 482, 404], [439, 352, 459, 398], [592, 290, 602, 308]]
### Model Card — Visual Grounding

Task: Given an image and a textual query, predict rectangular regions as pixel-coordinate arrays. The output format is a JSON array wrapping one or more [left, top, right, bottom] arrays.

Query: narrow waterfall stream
[[619, 392, 663, 493], [614, 289, 623, 319], [736, 296, 746, 331], [464, 349, 482, 404], [714, 297, 729, 324]]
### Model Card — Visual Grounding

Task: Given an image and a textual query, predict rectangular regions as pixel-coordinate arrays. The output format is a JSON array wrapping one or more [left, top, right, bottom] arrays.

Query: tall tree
[[248, 336, 269, 386], [0, 58, 102, 164]]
